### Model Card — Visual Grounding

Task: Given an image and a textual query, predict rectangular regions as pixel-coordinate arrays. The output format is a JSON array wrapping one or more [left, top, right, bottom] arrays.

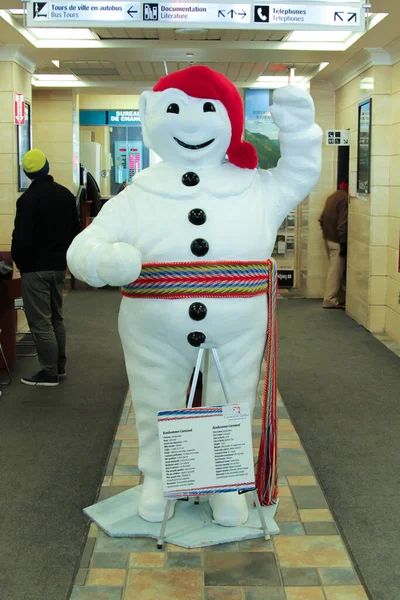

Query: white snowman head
[[139, 66, 258, 170]]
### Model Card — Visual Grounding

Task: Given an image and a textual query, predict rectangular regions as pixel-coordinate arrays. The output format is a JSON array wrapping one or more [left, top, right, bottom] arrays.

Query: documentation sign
[[27, 0, 365, 30], [158, 404, 255, 499]]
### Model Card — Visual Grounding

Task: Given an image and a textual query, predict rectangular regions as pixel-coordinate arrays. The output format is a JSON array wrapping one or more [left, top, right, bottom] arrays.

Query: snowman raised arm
[[68, 66, 322, 527]]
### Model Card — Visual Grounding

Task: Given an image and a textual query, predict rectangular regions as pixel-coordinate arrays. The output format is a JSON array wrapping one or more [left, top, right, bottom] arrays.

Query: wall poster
[[357, 98, 372, 194], [244, 89, 297, 287]]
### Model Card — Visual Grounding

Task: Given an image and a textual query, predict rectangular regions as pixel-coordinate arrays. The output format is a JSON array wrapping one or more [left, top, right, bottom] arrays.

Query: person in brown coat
[[319, 182, 349, 309]]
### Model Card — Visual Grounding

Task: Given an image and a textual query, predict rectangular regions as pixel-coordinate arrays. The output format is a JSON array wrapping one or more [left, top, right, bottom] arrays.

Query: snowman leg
[[205, 343, 263, 526]]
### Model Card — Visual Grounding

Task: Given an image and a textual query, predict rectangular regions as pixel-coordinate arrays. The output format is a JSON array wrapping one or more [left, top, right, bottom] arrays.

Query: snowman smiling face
[[139, 88, 232, 167]]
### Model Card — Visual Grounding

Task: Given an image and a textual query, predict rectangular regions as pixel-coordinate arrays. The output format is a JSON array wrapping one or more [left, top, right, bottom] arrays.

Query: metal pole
[[157, 500, 174, 549]]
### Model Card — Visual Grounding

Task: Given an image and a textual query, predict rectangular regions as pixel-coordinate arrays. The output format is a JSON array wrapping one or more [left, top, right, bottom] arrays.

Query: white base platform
[[84, 485, 280, 548]]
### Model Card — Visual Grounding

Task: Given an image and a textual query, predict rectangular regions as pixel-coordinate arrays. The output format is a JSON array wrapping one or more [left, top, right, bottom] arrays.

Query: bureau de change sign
[[27, 0, 365, 30]]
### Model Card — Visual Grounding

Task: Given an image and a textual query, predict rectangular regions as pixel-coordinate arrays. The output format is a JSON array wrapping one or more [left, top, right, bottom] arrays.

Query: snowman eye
[[203, 102, 216, 113], [167, 103, 180, 114]]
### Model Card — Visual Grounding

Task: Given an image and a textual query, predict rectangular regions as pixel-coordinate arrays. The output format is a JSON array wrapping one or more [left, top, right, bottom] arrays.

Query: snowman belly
[[119, 293, 268, 361]]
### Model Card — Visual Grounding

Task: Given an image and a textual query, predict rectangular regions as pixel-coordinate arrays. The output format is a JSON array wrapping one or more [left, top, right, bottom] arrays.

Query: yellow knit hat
[[22, 148, 49, 178]]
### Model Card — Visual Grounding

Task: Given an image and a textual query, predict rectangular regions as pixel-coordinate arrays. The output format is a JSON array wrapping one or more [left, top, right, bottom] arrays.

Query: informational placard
[[14, 94, 25, 125], [158, 404, 255, 499], [326, 130, 350, 146], [27, 0, 365, 30]]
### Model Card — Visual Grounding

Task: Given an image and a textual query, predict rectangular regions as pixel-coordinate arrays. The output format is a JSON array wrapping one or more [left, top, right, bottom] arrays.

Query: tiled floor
[[70, 379, 369, 600]]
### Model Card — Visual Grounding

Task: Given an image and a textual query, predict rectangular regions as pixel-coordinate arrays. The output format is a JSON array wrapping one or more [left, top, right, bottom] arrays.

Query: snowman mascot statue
[[68, 66, 322, 527]]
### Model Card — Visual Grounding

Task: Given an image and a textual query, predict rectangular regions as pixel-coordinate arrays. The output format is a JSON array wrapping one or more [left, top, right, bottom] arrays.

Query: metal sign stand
[[157, 342, 270, 549]]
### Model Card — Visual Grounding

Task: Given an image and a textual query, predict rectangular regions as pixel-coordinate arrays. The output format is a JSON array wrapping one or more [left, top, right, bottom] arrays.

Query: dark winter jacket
[[11, 175, 80, 273], [319, 189, 348, 244]]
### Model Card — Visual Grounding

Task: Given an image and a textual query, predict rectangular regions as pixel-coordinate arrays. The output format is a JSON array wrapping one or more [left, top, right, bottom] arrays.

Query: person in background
[[319, 181, 349, 309], [11, 149, 80, 386]]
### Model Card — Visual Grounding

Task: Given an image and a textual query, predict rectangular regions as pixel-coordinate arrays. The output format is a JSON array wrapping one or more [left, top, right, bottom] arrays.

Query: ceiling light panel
[[29, 28, 96, 40]]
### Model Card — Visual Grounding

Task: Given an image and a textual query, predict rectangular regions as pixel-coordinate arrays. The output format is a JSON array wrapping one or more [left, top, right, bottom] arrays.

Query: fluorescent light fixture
[[33, 74, 78, 81], [368, 12, 388, 29], [52, 60, 60, 68], [9, 8, 26, 15], [257, 76, 304, 83], [288, 30, 352, 42], [29, 28, 96, 40]]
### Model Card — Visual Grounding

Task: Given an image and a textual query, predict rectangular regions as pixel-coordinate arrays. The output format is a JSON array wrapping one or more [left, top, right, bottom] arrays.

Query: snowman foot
[[209, 492, 249, 527], [139, 476, 176, 523]]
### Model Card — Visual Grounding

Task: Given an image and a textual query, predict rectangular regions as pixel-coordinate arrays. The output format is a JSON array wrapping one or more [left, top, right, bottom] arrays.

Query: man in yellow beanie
[[11, 149, 80, 386]]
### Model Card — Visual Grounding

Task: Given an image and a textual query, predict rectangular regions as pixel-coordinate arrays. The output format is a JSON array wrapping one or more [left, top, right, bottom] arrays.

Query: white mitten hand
[[270, 85, 315, 133], [96, 242, 142, 286]]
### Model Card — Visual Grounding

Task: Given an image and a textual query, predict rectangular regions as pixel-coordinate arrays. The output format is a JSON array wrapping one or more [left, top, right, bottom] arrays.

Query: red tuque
[[153, 65, 258, 170]]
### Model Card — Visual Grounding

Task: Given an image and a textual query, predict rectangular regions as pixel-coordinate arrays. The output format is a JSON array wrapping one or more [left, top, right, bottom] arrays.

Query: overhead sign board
[[27, 1, 365, 30]]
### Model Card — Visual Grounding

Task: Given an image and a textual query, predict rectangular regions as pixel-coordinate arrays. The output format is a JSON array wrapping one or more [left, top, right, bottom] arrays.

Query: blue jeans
[[21, 271, 66, 376]]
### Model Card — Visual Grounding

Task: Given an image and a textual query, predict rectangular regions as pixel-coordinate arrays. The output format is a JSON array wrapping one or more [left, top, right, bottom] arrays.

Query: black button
[[189, 302, 207, 321], [182, 172, 200, 187], [187, 331, 206, 347], [188, 208, 206, 226], [191, 238, 209, 257]]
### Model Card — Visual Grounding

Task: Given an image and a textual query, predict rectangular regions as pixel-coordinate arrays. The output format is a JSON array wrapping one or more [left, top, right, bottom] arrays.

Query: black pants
[[21, 271, 66, 376]]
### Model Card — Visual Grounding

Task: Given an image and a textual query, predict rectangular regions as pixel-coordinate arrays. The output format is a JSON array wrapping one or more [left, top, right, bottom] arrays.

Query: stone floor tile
[[111, 475, 140, 487], [278, 406, 289, 418], [70, 586, 123, 600], [291, 486, 329, 510], [129, 551, 165, 568], [91, 552, 129, 569], [278, 421, 298, 438], [74, 569, 88, 586], [323, 586, 369, 599], [277, 522, 305, 536], [284, 587, 325, 600], [205, 587, 243, 600], [278, 439, 302, 449], [113, 465, 141, 476], [124, 568, 203, 600], [105, 448, 119, 476], [287, 476, 317, 486], [165, 552, 202, 569], [80, 538, 96, 568], [86, 569, 126, 586], [275, 537, 352, 568], [204, 552, 280, 586], [102, 476, 112, 487], [278, 476, 288, 486], [244, 588, 286, 600], [299, 509, 333, 522], [278, 486, 292, 497], [121, 439, 139, 448], [98, 486, 132, 501], [88, 523, 99, 538], [275, 497, 300, 522], [318, 568, 360, 586], [280, 567, 319, 586], [116, 448, 139, 465], [115, 425, 138, 440], [304, 522, 338, 536], [238, 537, 273, 552], [165, 543, 202, 552], [113, 440, 121, 448], [95, 532, 159, 553], [206, 541, 239, 552], [278, 453, 314, 476]]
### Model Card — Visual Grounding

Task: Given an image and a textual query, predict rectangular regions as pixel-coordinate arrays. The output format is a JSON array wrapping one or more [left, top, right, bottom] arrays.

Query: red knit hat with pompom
[[153, 65, 258, 170]]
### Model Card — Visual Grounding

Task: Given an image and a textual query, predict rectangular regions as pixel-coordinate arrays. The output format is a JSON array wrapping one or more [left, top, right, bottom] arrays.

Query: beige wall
[[32, 89, 80, 195], [336, 66, 393, 334], [387, 62, 400, 341], [299, 81, 336, 298], [79, 94, 140, 110], [0, 62, 32, 252]]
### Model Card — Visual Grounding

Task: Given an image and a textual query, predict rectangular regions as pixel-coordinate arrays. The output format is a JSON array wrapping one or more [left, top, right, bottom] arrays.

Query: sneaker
[[21, 370, 59, 387], [58, 367, 66, 377]]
